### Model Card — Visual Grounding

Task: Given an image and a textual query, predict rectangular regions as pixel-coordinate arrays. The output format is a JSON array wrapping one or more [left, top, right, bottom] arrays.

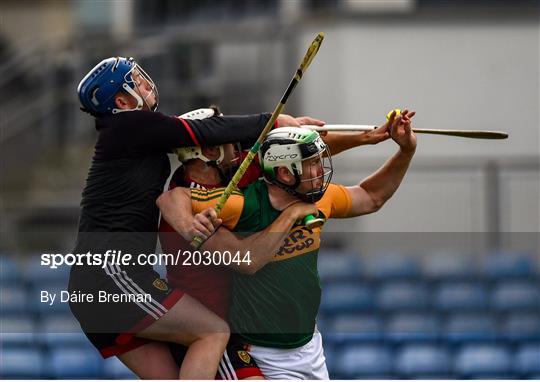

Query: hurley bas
[[41, 290, 152, 306]]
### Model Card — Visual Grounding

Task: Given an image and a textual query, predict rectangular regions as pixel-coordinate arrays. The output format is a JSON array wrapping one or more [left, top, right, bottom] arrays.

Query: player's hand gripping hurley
[[190, 33, 325, 248]]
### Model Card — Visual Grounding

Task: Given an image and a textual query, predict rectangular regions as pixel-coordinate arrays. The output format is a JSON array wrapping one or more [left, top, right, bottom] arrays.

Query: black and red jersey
[[74, 110, 271, 258]]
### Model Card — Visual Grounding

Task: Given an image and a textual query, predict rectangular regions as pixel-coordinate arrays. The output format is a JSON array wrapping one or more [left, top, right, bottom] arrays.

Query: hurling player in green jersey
[[160, 110, 416, 379]]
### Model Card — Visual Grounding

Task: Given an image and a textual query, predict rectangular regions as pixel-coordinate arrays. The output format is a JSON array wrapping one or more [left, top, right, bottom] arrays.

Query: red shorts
[[168, 335, 264, 380]]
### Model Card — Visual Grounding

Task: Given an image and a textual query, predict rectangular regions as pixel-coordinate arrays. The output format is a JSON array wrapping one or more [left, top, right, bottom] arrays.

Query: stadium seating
[[502, 312, 540, 341], [423, 251, 476, 280], [395, 344, 452, 377], [0, 347, 45, 378], [2, 249, 538, 379], [434, 281, 489, 311], [376, 281, 430, 311], [444, 313, 498, 343], [363, 254, 420, 280], [318, 252, 362, 281], [23, 255, 71, 285], [30, 282, 71, 315], [37, 314, 88, 346], [515, 344, 540, 377], [334, 344, 393, 378], [0, 316, 35, 346], [0, 285, 29, 314], [0, 256, 21, 284], [491, 281, 540, 311], [484, 252, 537, 279], [454, 344, 512, 378], [325, 313, 383, 344], [320, 281, 374, 313], [48, 346, 103, 378], [385, 312, 440, 343]]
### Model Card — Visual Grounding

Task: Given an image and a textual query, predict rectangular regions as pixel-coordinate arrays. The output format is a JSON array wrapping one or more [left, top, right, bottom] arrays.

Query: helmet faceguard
[[176, 145, 226, 166], [77, 57, 159, 116], [175, 143, 242, 184], [119, 62, 159, 114], [259, 128, 333, 202]]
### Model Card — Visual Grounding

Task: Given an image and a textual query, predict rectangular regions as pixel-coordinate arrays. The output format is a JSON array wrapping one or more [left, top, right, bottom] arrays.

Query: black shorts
[[68, 264, 184, 358], [168, 335, 264, 380]]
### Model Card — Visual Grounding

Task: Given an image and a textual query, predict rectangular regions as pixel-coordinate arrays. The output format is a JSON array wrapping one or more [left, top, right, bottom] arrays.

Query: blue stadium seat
[[364, 254, 420, 280], [385, 313, 440, 343], [0, 285, 29, 314], [395, 344, 452, 377], [444, 313, 498, 343], [0, 256, 22, 284], [502, 313, 540, 341], [334, 345, 393, 378], [326, 314, 383, 343], [491, 281, 540, 311], [0, 347, 45, 378], [316, 314, 330, 333], [423, 252, 476, 280], [48, 346, 103, 378], [515, 344, 540, 377], [23, 256, 71, 285], [434, 282, 489, 312], [376, 282, 429, 311], [320, 282, 374, 313], [103, 357, 137, 379], [0, 316, 35, 346], [484, 253, 536, 279], [37, 314, 88, 346], [454, 344, 512, 378], [324, 346, 339, 377], [318, 253, 361, 281], [30, 282, 71, 314]]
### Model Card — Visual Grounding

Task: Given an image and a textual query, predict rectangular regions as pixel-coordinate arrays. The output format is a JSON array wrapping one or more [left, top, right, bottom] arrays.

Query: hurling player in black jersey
[[69, 56, 321, 379]]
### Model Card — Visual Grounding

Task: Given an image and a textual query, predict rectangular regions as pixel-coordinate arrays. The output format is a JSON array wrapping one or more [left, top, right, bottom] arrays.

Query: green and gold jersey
[[191, 179, 352, 348]]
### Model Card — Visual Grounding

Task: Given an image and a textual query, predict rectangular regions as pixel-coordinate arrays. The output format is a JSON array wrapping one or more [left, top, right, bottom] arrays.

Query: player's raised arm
[[345, 109, 417, 217], [321, 123, 391, 156]]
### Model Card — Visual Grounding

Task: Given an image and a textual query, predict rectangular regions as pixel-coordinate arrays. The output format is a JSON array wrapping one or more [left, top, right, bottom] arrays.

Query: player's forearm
[[156, 189, 193, 239], [202, 208, 298, 274], [322, 132, 368, 156], [238, 209, 300, 273], [359, 147, 415, 209], [186, 114, 272, 147]]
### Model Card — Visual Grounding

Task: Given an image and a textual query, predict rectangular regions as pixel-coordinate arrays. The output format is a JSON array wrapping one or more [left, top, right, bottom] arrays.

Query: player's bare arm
[[157, 188, 318, 274], [321, 122, 392, 156], [345, 109, 417, 216], [201, 201, 318, 274]]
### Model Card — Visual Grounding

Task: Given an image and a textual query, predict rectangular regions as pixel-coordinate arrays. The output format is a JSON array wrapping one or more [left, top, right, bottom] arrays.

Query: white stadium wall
[[297, 20, 539, 245]]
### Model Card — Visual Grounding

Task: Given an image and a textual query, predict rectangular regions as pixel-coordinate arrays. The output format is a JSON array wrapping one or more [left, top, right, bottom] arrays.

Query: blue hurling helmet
[[77, 57, 158, 116]]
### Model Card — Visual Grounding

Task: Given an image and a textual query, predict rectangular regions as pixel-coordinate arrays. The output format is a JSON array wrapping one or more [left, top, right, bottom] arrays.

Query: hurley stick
[[191, 33, 325, 248], [305, 125, 508, 139]]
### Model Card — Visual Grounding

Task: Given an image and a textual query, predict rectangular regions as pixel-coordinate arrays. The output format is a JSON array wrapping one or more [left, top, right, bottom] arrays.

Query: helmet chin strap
[[112, 83, 144, 114], [112, 65, 158, 114]]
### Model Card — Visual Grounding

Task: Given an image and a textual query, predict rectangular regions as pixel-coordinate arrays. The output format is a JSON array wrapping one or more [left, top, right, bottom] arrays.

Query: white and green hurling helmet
[[259, 127, 333, 202]]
